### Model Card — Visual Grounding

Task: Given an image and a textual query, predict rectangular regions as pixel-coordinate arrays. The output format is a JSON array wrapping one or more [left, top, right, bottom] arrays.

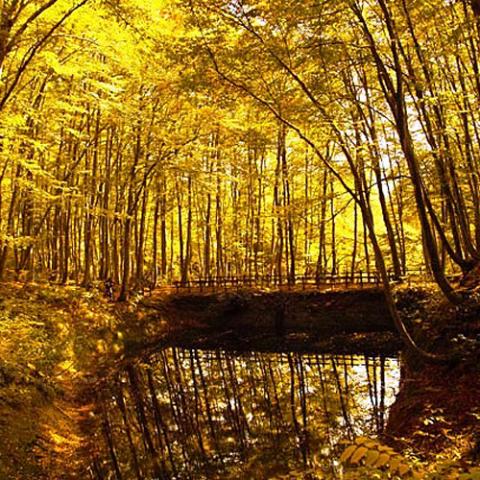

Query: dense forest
[[2, 1, 480, 479], [3, 0, 480, 299]]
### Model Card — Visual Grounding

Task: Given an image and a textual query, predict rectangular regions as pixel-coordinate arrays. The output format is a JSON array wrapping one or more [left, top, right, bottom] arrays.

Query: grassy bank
[[0, 282, 126, 479]]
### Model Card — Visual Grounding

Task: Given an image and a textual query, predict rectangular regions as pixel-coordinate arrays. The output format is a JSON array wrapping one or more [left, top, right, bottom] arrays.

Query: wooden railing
[[171, 270, 418, 293]]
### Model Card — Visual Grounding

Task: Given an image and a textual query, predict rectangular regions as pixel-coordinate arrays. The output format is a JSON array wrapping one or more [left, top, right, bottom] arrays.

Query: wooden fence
[[171, 270, 429, 293]]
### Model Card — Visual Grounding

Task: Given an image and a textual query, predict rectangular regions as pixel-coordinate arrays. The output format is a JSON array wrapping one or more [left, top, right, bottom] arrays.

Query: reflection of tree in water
[[89, 349, 399, 479]]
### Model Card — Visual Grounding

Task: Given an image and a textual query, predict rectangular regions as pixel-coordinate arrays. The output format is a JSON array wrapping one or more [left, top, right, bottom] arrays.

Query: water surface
[[89, 348, 400, 479]]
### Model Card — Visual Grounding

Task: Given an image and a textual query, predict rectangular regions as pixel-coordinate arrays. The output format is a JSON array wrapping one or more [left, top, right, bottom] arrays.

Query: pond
[[89, 348, 400, 479]]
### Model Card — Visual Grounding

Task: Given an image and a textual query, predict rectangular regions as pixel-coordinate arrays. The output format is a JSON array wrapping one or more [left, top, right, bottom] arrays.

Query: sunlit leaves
[[340, 437, 422, 477]]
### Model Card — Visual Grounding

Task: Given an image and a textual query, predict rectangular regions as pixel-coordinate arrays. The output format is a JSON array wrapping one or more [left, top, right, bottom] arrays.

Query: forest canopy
[[1, 0, 480, 303]]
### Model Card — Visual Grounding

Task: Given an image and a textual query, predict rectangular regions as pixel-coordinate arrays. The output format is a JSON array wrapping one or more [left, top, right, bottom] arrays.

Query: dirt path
[[0, 283, 130, 479]]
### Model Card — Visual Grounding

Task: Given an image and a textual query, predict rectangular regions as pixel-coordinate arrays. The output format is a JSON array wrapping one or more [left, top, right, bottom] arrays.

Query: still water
[[89, 349, 400, 479]]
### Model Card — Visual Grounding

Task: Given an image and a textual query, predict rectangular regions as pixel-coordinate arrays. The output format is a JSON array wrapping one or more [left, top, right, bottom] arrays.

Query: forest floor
[[0, 282, 131, 479], [385, 286, 480, 476], [0, 281, 479, 478]]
